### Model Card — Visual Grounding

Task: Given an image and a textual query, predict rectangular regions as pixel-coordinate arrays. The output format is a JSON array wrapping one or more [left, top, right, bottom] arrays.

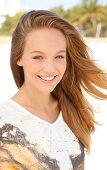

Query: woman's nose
[[43, 59, 56, 73]]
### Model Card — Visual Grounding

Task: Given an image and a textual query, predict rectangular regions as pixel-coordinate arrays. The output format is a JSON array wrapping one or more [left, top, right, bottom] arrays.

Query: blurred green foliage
[[51, 0, 107, 37], [0, 10, 25, 35], [0, 0, 107, 37]]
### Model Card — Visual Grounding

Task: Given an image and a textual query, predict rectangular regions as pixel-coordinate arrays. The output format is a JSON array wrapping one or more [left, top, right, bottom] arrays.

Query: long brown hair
[[10, 10, 107, 152]]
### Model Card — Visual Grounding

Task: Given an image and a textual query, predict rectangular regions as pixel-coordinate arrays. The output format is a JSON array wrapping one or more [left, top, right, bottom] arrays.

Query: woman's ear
[[17, 59, 22, 67]]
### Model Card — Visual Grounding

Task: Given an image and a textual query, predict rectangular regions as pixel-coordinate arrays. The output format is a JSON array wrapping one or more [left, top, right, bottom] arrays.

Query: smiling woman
[[0, 10, 107, 170]]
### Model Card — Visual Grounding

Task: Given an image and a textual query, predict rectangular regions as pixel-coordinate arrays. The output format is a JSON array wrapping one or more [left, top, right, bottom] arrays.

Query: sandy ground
[[0, 40, 107, 170]]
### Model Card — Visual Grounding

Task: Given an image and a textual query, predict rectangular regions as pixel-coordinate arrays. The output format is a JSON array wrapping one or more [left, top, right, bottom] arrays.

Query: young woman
[[0, 10, 107, 170]]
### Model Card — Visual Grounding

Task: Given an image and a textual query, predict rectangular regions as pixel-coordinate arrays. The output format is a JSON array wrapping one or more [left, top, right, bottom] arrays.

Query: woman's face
[[17, 28, 67, 93]]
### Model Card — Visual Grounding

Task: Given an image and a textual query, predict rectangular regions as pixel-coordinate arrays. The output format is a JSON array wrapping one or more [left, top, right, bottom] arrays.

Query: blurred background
[[0, 0, 107, 37], [0, 0, 107, 170]]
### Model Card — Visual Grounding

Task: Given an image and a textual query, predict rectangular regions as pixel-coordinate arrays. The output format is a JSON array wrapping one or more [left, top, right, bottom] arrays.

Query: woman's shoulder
[[0, 100, 8, 116], [0, 99, 26, 125], [0, 99, 13, 124]]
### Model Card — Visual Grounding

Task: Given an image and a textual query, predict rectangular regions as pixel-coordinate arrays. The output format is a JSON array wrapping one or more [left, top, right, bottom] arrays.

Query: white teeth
[[39, 76, 55, 81]]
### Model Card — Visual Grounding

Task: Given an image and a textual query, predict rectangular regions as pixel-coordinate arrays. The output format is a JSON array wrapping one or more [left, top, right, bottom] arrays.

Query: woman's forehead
[[24, 28, 67, 52]]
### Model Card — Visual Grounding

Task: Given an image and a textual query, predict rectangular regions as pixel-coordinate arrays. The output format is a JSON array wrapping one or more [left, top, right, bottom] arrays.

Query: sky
[[20, 0, 107, 10], [0, 0, 107, 16], [20, 0, 81, 10]]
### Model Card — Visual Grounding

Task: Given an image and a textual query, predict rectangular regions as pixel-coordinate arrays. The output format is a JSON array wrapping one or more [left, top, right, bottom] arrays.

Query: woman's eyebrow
[[30, 50, 66, 54]]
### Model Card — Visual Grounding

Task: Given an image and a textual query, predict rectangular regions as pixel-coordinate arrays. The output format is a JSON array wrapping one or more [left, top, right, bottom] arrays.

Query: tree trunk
[[95, 23, 102, 37], [91, 16, 97, 37]]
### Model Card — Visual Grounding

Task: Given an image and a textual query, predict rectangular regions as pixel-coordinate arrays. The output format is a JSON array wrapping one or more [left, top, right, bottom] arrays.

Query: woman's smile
[[37, 75, 57, 84]]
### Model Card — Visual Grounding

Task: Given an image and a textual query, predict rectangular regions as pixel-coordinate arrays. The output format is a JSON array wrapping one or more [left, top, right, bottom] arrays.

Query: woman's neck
[[12, 84, 58, 113]]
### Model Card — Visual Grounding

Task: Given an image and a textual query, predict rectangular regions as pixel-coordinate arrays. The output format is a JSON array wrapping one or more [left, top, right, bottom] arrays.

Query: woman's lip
[[38, 75, 57, 79], [38, 75, 57, 78]]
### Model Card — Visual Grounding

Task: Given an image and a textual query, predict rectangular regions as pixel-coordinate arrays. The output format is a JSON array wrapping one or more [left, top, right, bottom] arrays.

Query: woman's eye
[[32, 56, 43, 59], [55, 55, 65, 59]]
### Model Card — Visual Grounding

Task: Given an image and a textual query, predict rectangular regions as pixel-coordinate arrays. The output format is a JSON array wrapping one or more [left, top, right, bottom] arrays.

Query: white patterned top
[[0, 99, 84, 170]]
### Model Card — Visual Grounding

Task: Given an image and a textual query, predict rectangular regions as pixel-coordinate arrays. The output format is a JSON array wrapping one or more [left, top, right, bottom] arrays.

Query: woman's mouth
[[37, 75, 57, 83]]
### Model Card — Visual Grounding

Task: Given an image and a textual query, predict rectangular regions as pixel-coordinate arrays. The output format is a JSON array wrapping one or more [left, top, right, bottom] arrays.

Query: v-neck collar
[[8, 99, 62, 126]]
